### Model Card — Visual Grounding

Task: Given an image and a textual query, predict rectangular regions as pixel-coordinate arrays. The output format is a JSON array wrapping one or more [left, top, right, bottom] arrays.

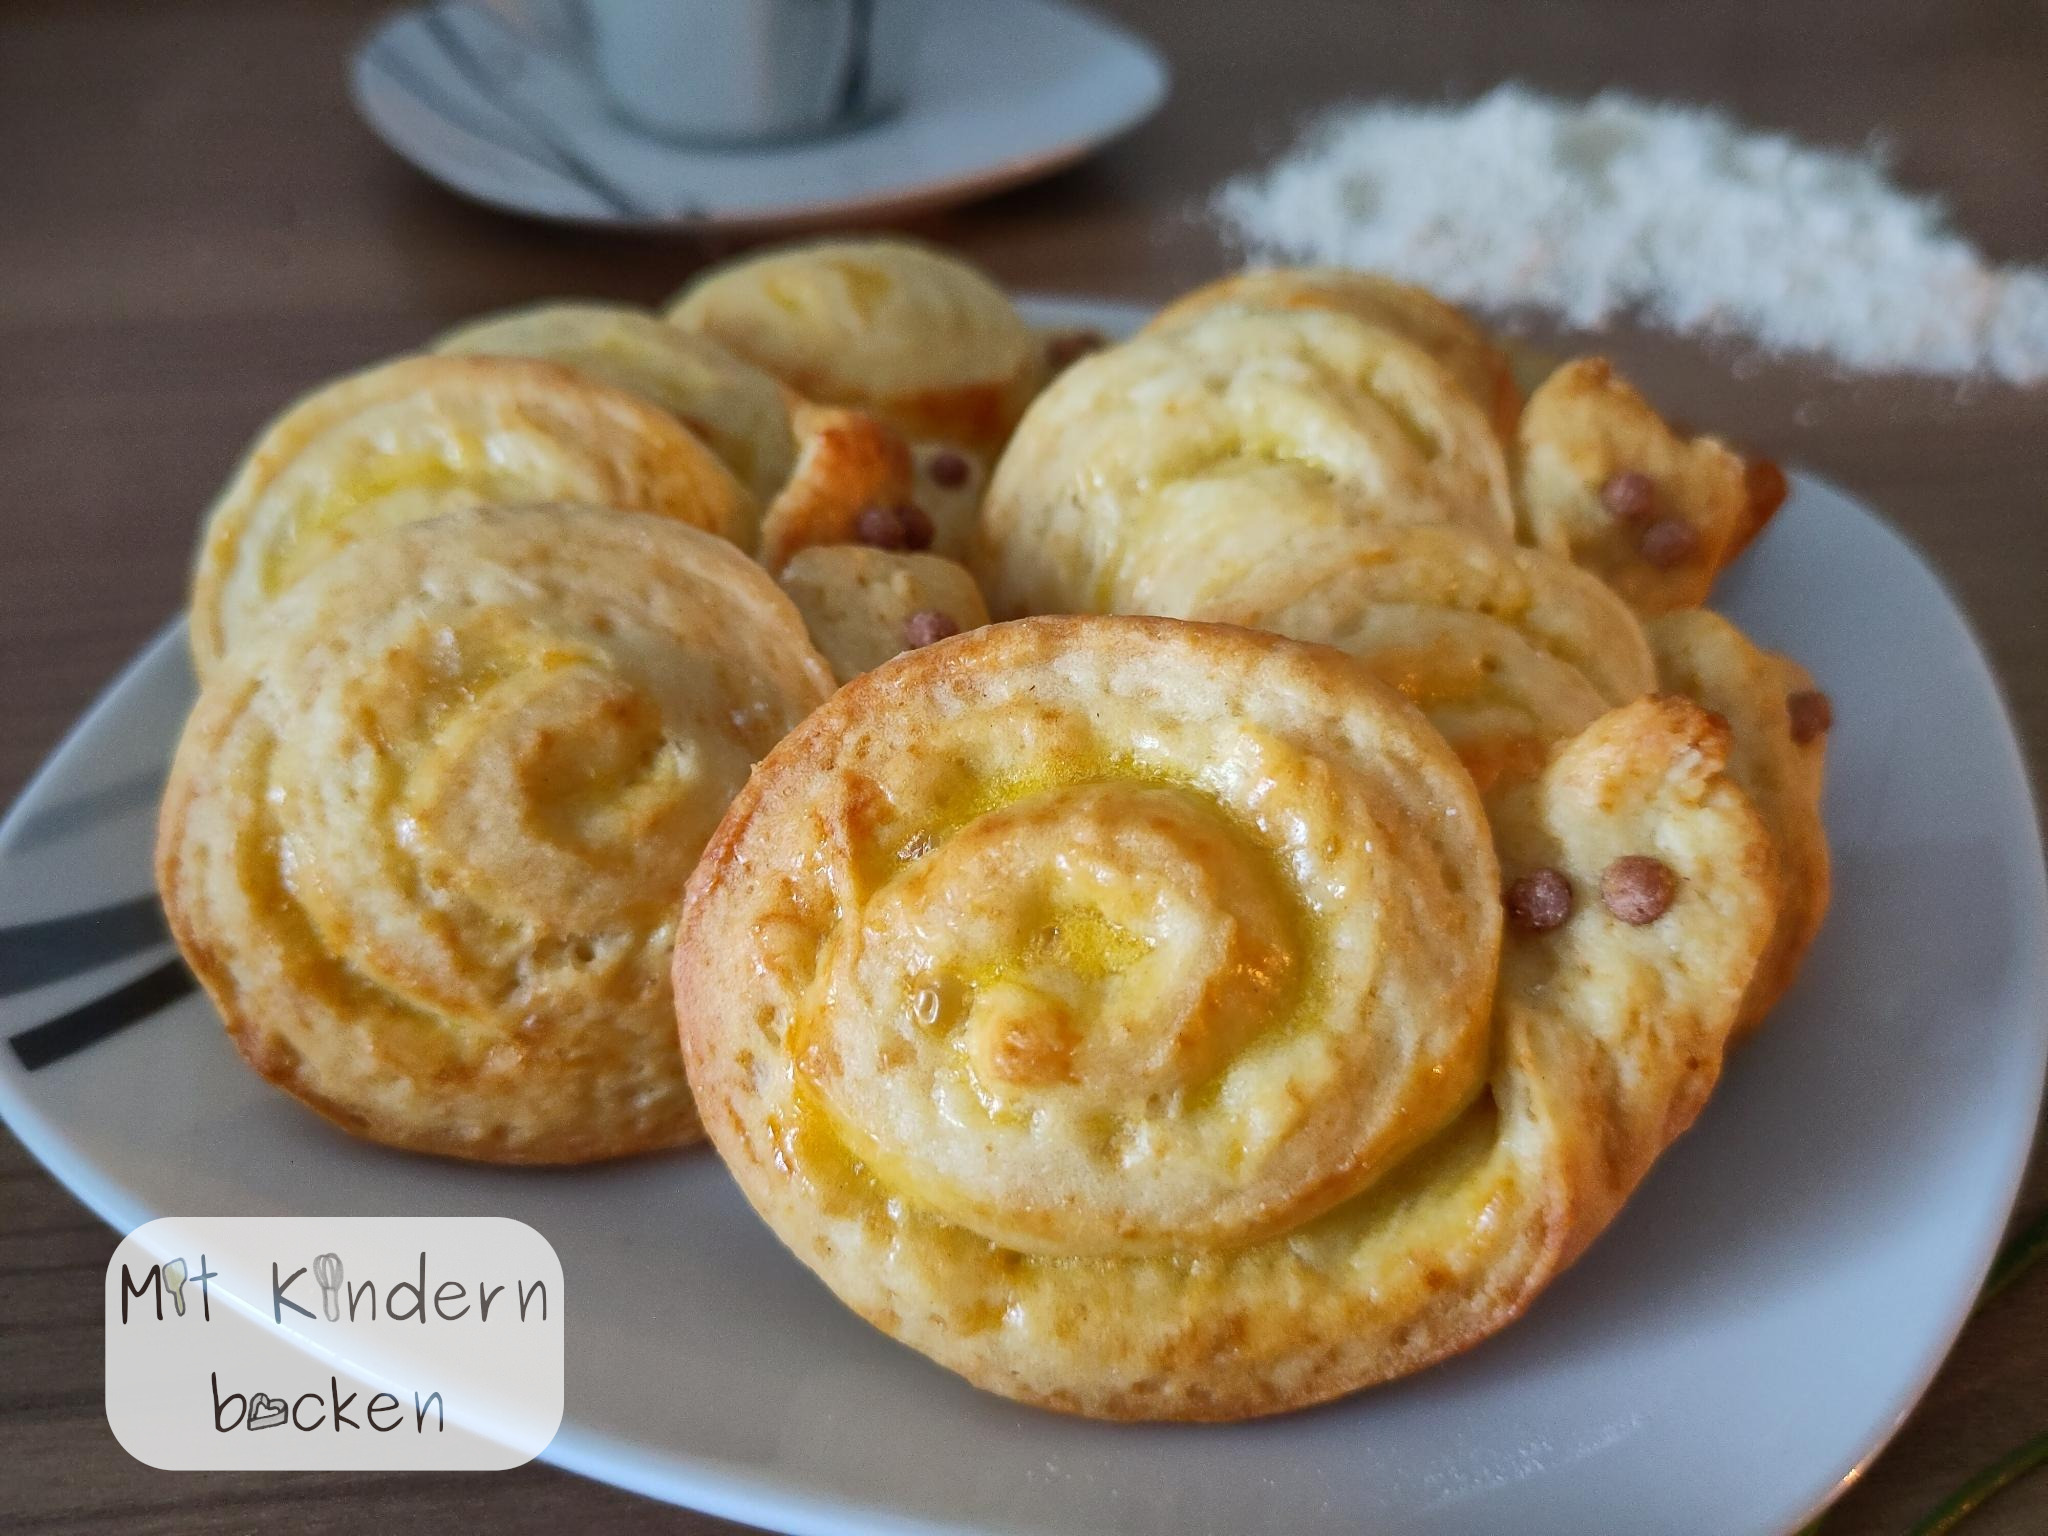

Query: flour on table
[[1214, 85, 2048, 383]]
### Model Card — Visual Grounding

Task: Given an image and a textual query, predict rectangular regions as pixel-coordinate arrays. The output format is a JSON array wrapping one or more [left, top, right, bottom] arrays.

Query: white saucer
[[2, 300, 2044, 1534], [350, 1, 1169, 230]]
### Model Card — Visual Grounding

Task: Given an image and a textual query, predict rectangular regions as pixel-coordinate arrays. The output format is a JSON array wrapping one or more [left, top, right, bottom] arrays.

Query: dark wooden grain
[[2, 2, 2043, 1531]]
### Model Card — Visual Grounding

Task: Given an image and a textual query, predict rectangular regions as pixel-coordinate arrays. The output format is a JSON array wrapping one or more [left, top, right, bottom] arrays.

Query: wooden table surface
[[3, 2, 2044, 1531]]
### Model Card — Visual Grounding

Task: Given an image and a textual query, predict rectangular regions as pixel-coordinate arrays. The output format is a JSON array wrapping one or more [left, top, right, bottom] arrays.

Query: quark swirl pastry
[[1648, 609, 1831, 1035], [974, 305, 1660, 791], [1127, 267, 1782, 614], [1147, 266, 1522, 441], [433, 302, 797, 513], [435, 303, 920, 569], [976, 307, 1514, 618], [667, 238, 1043, 460], [188, 355, 751, 675], [675, 616, 1778, 1418], [160, 506, 834, 1163], [1514, 358, 1786, 614]]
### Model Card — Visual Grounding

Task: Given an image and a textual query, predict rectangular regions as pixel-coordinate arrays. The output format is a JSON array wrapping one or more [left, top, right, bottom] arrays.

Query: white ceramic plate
[[2, 299, 2044, 1536], [350, 1, 1169, 230]]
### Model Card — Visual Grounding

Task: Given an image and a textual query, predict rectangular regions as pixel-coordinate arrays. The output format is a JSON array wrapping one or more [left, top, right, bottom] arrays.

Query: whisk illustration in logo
[[106, 1217, 562, 1470], [313, 1252, 345, 1321]]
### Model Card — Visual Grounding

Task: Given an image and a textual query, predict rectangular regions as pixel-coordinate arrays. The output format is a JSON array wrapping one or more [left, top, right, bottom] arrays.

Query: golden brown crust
[[667, 238, 1043, 459], [1512, 357, 1759, 614], [1148, 267, 1522, 441], [1483, 695, 1779, 1251], [755, 400, 916, 572], [1732, 456, 1790, 559], [189, 354, 753, 676], [676, 617, 1776, 1418], [161, 506, 833, 1164], [1647, 609, 1831, 1036]]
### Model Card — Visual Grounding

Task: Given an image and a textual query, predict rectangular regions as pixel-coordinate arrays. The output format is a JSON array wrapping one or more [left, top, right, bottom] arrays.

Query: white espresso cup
[[584, 0, 928, 145]]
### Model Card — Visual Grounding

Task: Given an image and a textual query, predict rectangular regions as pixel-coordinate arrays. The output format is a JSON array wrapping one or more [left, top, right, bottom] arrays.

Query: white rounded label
[[105, 1217, 563, 1470]]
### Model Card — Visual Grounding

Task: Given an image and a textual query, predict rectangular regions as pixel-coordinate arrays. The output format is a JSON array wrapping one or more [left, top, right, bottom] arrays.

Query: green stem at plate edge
[[1904, 1429, 2048, 1536], [1793, 1430, 2048, 1536], [1787, 1206, 2048, 1534], [1977, 1205, 2048, 1312]]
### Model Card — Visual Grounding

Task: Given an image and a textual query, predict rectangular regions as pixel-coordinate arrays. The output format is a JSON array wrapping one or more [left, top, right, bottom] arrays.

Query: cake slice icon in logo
[[246, 1393, 288, 1431]]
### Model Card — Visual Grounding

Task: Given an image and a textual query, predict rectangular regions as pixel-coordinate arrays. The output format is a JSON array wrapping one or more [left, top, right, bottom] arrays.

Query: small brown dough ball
[[1601, 855, 1678, 925], [778, 546, 992, 683]]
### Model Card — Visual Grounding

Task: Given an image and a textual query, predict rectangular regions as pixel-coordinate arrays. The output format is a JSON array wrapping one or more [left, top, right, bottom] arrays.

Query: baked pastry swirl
[[1189, 525, 1657, 792], [188, 354, 752, 676], [977, 307, 1515, 619], [975, 301, 1650, 791], [668, 238, 1043, 460], [434, 303, 925, 570], [160, 506, 834, 1162], [1514, 358, 1783, 614], [1147, 267, 1522, 441], [433, 301, 798, 512], [1114, 267, 1784, 617], [676, 616, 1777, 1418], [1648, 609, 1831, 1035]]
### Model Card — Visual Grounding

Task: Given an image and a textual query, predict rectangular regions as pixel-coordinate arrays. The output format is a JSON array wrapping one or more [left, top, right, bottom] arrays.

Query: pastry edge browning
[[1646, 609, 1831, 1038], [1511, 357, 1781, 615], [757, 400, 918, 572]]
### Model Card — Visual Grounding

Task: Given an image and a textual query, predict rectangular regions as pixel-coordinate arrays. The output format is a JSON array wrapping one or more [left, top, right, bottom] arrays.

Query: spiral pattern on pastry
[[979, 306, 1650, 791], [433, 301, 797, 511], [976, 307, 1514, 619], [676, 617, 1777, 1418], [1183, 525, 1657, 791], [160, 506, 834, 1163], [667, 238, 1043, 458], [189, 355, 752, 675], [1146, 267, 1522, 441]]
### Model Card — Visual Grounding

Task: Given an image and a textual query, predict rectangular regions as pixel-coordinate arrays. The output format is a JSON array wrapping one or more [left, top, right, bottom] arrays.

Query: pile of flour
[[1213, 85, 2048, 383]]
